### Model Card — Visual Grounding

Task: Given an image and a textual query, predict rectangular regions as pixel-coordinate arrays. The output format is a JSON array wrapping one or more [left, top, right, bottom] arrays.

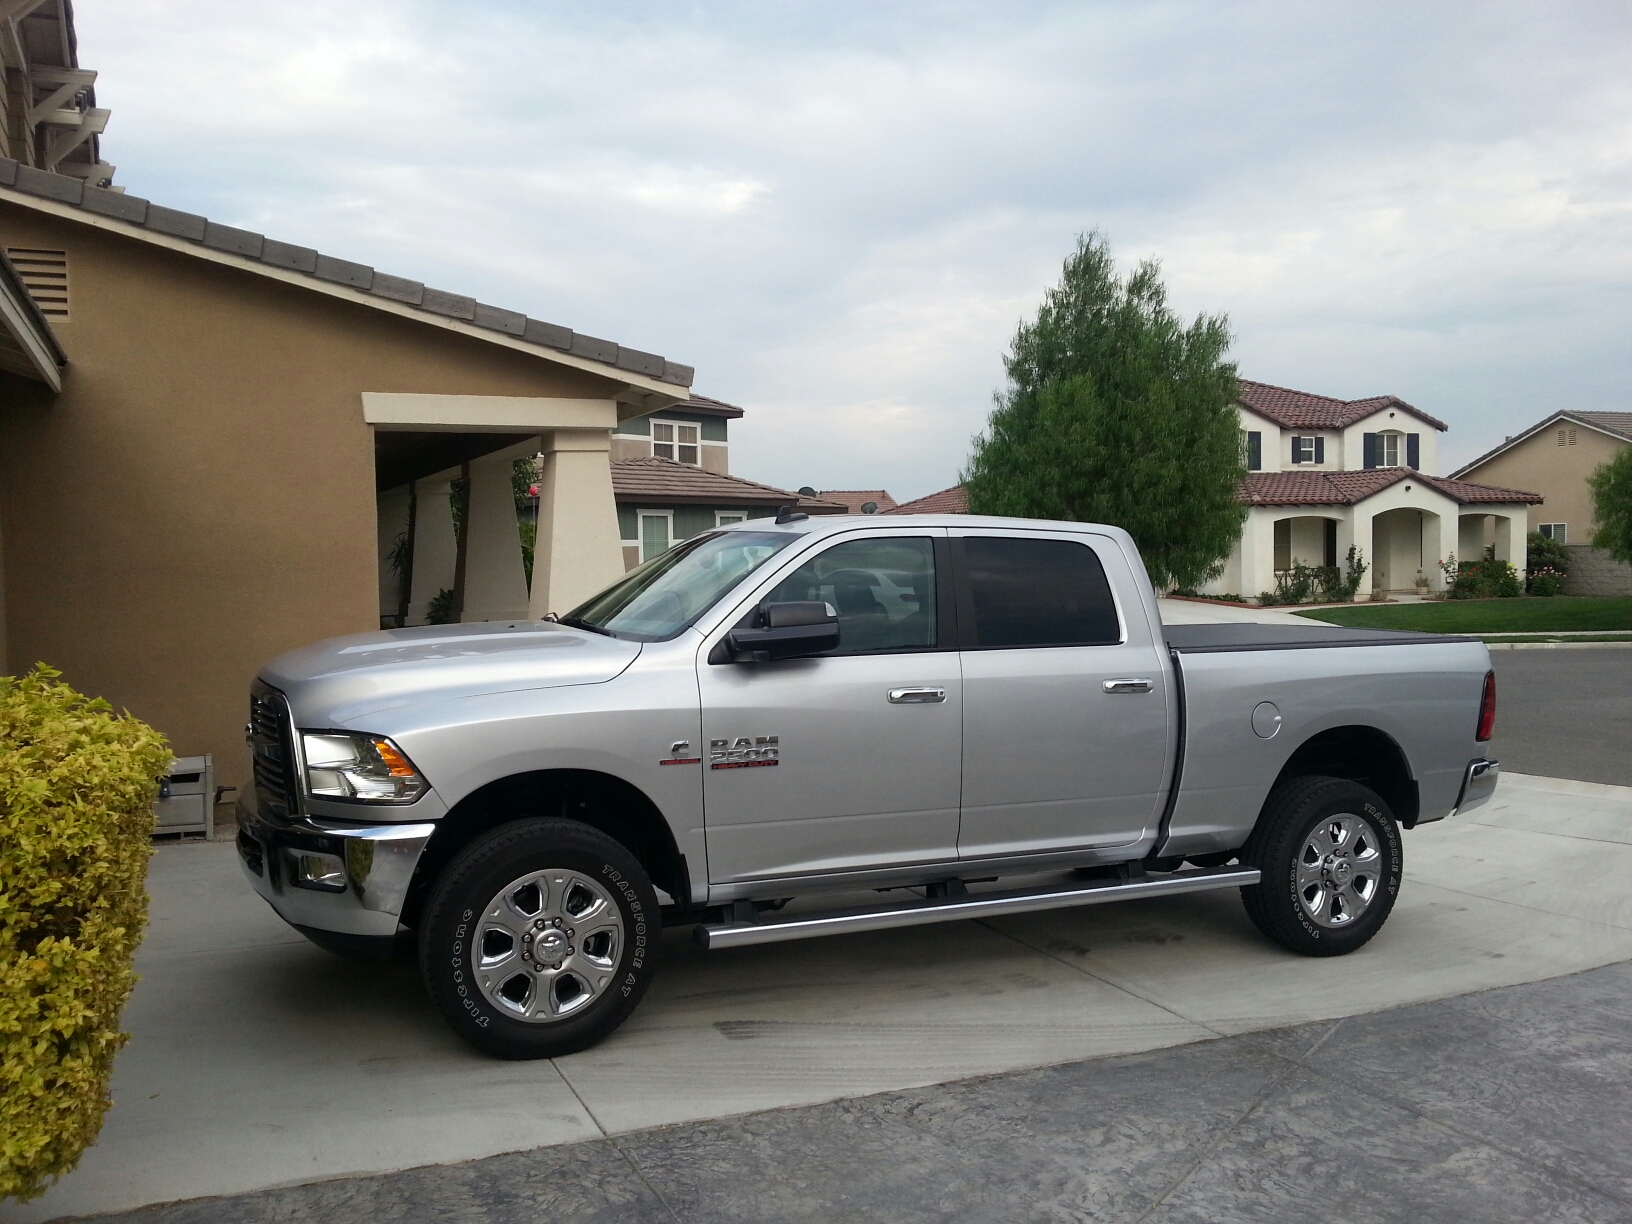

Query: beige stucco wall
[[0, 200, 627, 799], [1457, 426, 1625, 542]]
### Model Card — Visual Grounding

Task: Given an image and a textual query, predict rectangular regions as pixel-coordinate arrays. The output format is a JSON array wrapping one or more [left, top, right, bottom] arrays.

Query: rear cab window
[[955, 535, 1121, 648]]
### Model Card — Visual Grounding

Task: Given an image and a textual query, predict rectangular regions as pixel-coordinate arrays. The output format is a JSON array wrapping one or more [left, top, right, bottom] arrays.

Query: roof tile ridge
[[0, 155, 693, 388]]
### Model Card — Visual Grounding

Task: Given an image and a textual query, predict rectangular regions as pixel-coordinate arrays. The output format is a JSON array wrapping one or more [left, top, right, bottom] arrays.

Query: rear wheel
[[419, 818, 659, 1059], [1240, 775, 1401, 956]]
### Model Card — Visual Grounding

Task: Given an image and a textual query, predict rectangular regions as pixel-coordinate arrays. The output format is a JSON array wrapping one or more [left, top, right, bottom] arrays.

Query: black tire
[[419, 818, 659, 1059], [1239, 775, 1402, 957]]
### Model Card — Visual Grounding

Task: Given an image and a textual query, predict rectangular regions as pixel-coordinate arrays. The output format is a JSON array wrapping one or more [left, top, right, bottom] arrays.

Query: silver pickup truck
[[237, 513, 1500, 1058]]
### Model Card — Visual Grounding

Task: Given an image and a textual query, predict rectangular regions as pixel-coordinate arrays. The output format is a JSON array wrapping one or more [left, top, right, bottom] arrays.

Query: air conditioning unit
[[154, 754, 214, 838]]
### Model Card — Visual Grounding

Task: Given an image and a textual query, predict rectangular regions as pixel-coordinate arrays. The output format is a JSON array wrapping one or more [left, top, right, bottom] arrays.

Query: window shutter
[[1406, 433, 1420, 470], [1247, 432, 1261, 471], [1363, 433, 1378, 469], [1291, 436, 1305, 464], [1324, 519, 1338, 568], [1314, 437, 1325, 464]]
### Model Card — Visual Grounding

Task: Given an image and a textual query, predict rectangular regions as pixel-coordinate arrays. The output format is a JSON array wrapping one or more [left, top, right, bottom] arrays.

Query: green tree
[[961, 232, 1244, 589], [1589, 447, 1632, 564]]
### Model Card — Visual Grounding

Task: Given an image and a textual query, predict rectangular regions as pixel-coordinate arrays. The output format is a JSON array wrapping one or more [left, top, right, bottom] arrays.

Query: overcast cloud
[[78, 1, 1632, 499]]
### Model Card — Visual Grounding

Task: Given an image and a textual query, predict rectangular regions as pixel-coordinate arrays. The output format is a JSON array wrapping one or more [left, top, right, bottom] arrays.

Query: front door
[[698, 531, 962, 885], [953, 531, 1171, 860]]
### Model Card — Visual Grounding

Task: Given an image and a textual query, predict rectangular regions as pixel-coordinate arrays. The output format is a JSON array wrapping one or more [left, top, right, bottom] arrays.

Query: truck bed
[[1164, 622, 1463, 654]]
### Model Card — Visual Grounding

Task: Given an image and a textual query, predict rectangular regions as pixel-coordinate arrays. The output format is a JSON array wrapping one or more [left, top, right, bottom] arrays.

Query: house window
[[651, 420, 700, 465], [639, 511, 673, 562], [1538, 523, 1567, 543], [1379, 431, 1402, 467], [715, 511, 747, 527], [1241, 431, 1262, 471], [1291, 436, 1325, 465]]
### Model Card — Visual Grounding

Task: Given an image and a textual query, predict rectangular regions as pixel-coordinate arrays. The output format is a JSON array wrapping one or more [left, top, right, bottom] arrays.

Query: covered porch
[[367, 393, 678, 627]]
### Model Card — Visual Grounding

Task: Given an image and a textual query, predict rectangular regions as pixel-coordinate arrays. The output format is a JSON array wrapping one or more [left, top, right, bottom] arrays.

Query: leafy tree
[[1589, 447, 1632, 565], [962, 232, 1244, 589]]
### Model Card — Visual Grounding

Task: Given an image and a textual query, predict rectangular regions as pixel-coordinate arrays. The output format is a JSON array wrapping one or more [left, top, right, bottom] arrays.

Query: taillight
[[1476, 670, 1496, 742]]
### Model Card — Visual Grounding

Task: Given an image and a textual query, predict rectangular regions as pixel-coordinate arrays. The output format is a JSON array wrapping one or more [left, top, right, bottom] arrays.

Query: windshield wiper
[[557, 616, 614, 637]]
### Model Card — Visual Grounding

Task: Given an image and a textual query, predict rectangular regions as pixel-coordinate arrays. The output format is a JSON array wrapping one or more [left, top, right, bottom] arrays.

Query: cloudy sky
[[80, 1, 1632, 500]]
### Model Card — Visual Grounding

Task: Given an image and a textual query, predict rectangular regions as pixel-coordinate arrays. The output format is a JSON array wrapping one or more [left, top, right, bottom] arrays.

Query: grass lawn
[[1293, 597, 1632, 633]]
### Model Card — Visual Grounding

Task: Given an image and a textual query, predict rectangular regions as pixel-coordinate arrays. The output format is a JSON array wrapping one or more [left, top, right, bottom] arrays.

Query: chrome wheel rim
[[474, 869, 624, 1023], [1296, 813, 1383, 928]]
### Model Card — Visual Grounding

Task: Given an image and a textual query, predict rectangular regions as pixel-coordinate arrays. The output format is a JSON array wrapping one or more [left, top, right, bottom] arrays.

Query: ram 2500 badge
[[238, 513, 1500, 1058]]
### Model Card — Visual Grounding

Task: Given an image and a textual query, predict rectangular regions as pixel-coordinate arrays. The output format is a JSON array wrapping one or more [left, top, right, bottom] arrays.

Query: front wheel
[[1240, 775, 1402, 956], [419, 818, 659, 1059]]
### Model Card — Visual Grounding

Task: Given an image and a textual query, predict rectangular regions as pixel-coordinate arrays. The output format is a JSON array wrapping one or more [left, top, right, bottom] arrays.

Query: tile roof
[[885, 485, 969, 514], [676, 394, 745, 418], [1242, 469, 1541, 507], [818, 489, 898, 514], [1238, 379, 1447, 432], [0, 158, 693, 390], [1450, 410, 1632, 478], [611, 457, 846, 511]]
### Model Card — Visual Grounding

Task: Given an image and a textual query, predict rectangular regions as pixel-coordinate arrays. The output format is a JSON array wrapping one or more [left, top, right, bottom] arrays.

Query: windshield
[[564, 530, 798, 641]]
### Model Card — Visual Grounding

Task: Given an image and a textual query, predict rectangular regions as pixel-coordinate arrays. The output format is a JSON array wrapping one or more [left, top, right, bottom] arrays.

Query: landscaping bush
[[1, 666, 169, 1203], [1528, 568, 1564, 597], [1442, 547, 1521, 599], [1526, 531, 1570, 580], [1257, 546, 1368, 606]]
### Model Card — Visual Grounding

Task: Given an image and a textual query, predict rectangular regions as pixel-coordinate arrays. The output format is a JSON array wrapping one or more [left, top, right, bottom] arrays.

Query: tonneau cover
[[1163, 622, 1465, 653]]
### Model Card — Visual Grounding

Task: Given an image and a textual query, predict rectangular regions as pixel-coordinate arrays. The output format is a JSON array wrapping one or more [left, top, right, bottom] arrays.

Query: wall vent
[[5, 248, 69, 319]]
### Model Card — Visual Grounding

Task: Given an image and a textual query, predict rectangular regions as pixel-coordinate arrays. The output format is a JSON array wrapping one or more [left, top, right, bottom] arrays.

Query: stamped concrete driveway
[[6, 770, 1632, 1222]]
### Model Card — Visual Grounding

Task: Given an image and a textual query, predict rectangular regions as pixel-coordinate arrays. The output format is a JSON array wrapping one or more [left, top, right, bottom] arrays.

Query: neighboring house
[[1450, 411, 1632, 546], [1450, 409, 1632, 596], [0, 154, 695, 802], [1219, 380, 1540, 598], [879, 381, 1543, 598], [610, 393, 741, 475], [611, 458, 844, 569], [886, 486, 968, 515], [820, 489, 898, 515]]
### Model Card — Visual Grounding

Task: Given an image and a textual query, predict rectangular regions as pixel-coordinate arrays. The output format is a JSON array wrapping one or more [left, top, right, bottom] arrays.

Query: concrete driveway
[[6, 770, 1632, 1222]]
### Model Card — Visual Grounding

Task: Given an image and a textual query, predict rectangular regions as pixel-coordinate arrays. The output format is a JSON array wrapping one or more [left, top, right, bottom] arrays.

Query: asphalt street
[[84, 960, 1632, 1223], [1486, 647, 1632, 787]]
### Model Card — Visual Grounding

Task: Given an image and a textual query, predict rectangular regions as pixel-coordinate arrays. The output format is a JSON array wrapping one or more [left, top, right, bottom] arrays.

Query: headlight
[[301, 732, 427, 804]]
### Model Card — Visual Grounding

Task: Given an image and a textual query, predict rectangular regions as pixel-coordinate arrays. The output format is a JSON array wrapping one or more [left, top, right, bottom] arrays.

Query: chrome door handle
[[888, 687, 947, 704], [1103, 678, 1153, 695]]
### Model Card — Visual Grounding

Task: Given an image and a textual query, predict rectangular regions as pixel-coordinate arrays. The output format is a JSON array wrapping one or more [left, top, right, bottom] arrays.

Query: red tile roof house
[[883, 381, 1540, 599]]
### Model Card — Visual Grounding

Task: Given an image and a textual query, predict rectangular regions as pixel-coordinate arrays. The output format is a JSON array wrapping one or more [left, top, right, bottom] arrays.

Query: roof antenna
[[776, 505, 808, 524]]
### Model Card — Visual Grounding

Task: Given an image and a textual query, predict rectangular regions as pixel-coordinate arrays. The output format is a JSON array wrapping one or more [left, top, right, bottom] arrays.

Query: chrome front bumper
[[236, 794, 435, 953], [1453, 758, 1500, 817]]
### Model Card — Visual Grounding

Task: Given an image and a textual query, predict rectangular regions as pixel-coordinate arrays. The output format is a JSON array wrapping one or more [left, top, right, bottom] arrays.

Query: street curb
[[1501, 771, 1632, 801], [1485, 641, 1632, 651]]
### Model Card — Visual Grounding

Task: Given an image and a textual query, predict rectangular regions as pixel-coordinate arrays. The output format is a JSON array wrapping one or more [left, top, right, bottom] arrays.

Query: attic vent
[[5, 248, 69, 319], [1557, 427, 1577, 446]]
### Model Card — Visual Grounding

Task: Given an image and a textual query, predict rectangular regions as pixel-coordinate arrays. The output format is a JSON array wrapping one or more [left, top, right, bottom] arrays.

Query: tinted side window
[[962, 537, 1119, 648], [761, 537, 936, 654]]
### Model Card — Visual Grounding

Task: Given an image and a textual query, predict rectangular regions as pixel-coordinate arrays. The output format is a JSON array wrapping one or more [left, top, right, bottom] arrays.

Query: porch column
[[1458, 514, 1487, 565], [1419, 510, 1444, 592], [408, 477, 458, 624], [1239, 508, 1277, 600], [461, 449, 533, 623], [527, 429, 625, 618], [1491, 514, 1518, 580], [1349, 510, 1375, 599]]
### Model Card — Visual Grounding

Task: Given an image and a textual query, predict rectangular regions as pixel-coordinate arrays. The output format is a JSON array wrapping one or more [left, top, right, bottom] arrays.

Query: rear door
[[952, 530, 1171, 859], [697, 530, 963, 885]]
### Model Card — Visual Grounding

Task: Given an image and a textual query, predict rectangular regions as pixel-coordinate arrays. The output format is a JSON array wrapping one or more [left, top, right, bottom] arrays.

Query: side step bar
[[696, 865, 1260, 951]]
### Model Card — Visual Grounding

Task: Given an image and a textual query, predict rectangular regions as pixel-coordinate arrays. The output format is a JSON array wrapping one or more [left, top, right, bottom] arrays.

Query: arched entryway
[[1371, 507, 1444, 593], [1273, 515, 1341, 574]]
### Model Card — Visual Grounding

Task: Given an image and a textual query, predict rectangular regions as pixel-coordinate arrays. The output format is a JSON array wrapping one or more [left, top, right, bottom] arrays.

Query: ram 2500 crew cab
[[238, 513, 1500, 1058]]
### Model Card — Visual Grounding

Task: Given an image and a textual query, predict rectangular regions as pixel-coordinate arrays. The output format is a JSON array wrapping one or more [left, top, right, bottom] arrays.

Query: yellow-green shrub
[[1, 665, 168, 1202]]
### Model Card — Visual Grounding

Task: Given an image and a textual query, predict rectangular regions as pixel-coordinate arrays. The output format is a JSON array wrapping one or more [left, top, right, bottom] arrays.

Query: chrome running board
[[696, 865, 1260, 951]]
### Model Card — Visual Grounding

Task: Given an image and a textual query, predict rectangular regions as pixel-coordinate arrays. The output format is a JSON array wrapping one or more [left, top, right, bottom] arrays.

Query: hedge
[[1, 665, 169, 1202]]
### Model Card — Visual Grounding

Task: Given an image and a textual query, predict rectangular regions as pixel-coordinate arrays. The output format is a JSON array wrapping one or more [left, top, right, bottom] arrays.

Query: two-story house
[[1209, 380, 1542, 598]]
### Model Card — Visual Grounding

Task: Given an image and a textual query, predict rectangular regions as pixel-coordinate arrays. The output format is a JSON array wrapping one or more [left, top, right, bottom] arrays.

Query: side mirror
[[726, 601, 840, 662]]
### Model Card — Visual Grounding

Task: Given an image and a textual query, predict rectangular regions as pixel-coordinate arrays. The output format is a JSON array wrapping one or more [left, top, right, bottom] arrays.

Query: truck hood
[[260, 622, 642, 726]]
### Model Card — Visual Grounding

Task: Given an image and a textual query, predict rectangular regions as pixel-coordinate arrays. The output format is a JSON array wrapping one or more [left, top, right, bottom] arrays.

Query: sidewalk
[[7, 771, 1632, 1221]]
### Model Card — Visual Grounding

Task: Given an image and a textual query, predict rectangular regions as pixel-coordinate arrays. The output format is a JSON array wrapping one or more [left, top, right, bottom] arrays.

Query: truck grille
[[248, 681, 297, 819]]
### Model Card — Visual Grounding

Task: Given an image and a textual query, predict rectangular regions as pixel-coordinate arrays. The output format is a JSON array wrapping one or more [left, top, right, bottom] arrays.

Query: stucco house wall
[[1454, 424, 1626, 542], [0, 197, 639, 797]]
